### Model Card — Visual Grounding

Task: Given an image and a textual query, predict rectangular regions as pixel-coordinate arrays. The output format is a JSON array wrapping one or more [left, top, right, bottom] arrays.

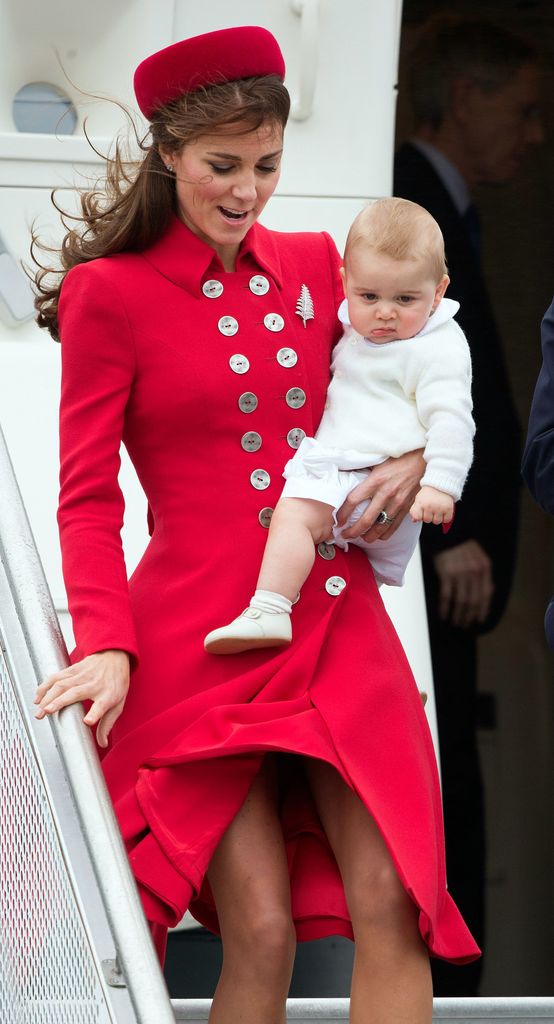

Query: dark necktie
[[463, 203, 481, 262]]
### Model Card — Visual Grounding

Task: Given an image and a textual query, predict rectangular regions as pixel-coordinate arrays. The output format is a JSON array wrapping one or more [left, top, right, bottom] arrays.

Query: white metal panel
[[172, 0, 403, 197], [0, 0, 175, 138]]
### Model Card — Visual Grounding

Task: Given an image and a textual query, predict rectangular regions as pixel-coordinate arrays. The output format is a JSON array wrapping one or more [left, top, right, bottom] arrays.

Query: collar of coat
[[141, 214, 283, 295]]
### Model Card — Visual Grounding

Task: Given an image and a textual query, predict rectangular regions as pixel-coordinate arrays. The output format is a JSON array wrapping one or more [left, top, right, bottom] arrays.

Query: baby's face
[[343, 249, 448, 343]]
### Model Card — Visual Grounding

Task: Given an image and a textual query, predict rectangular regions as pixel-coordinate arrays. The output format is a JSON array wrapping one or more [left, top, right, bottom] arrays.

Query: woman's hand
[[434, 540, 494, 628], [337, 449, 426, 543], [34, 649, 131, 749]]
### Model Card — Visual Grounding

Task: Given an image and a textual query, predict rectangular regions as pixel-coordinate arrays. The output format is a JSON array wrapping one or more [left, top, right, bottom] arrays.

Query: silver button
[[238, 392, 258, 413], [202, 279, 224, 299], [318, 542, 336, 561], [258, 507, 274, 528], [250, 469, 270, 491], [241, 431, 262, 453], [229, 353, 250, 374], [219, 316, 239, 337], [325, 575, 347, 596], [276, 347, 298, 368], [249, 275, 270, 295], [286, 387, 306, 409], [287, 428, 306, 450], [264, 313, 285, 333]]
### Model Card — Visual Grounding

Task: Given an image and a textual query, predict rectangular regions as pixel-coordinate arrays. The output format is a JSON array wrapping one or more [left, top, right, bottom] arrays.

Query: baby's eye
[[397, 295, 415, 304], [361, 293, 378, 301]]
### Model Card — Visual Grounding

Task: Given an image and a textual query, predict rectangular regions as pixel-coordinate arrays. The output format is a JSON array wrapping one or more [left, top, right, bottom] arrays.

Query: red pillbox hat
[[134, 25, 286, 120]]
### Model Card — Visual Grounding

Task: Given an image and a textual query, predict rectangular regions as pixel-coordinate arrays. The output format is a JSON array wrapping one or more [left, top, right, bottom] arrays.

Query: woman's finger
[[94, 701, 125, 749], [34, 665, 79, 700], [35, 682, 91, 718], [343, 480, 403, 540]]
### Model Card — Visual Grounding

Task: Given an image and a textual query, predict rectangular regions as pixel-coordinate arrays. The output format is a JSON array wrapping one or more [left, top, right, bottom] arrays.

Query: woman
[[33, 25, 479, 1024]]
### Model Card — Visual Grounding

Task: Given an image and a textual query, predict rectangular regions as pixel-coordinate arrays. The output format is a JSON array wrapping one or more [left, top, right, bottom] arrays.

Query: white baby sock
[[250, 590, 292, 615]]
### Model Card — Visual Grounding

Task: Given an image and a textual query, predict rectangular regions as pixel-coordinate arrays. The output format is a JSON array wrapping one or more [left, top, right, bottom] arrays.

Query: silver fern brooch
[[295, 284, 315, 328]]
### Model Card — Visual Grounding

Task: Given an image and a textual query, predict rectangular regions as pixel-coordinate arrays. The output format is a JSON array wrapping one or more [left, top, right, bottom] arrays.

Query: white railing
[[0, 422, 175, 1024], [170, 998, 554, 1023]]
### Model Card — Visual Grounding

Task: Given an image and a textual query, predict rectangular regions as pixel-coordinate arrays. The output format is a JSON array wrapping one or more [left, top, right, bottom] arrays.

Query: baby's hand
[[409, 485, 454, 525]]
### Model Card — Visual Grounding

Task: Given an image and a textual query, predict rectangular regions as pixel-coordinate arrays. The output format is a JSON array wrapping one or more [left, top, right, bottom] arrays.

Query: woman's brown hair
[[33, 75, 290, 340]]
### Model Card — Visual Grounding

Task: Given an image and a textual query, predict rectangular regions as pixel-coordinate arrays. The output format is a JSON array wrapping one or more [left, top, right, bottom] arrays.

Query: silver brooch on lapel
[[295, 284, 315, 328]]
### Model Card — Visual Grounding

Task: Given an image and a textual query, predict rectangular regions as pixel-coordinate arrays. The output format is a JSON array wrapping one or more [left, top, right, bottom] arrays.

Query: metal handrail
[[0, 421, 175, 1023], [169, 997, 554, 1022]]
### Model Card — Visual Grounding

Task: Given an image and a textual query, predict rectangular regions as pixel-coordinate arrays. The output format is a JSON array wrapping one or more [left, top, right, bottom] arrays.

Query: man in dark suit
[[522, 296, 554, 649], [394, 16, 543, 995]]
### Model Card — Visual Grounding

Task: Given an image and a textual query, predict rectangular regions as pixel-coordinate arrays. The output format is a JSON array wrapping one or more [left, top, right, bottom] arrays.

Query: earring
[[165, 164, 174, 173]]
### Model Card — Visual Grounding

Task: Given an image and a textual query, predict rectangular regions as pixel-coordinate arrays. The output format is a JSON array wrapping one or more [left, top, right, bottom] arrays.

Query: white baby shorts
[[281, 437, 421, 587]]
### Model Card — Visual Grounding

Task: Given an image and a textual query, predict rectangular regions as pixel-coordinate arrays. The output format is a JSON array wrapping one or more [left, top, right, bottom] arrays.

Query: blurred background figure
[[522, 296, 554, 649], [394, 14, 543, 996]]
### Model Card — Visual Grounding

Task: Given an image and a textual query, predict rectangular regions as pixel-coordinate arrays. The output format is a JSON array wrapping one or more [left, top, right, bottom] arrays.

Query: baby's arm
[[412, 326, 474, 508], [410, 485, 454, 525]]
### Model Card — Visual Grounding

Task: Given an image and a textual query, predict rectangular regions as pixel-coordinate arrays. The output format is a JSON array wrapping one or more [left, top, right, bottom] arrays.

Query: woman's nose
[[231, 174, 257, 202]]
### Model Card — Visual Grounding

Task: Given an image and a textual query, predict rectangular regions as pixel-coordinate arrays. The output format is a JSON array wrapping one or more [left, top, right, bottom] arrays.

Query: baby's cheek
[[347, 300, 368, 336]]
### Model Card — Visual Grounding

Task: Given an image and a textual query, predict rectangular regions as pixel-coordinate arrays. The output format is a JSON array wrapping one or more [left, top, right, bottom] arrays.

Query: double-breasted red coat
[[57, 214, 480, 964]]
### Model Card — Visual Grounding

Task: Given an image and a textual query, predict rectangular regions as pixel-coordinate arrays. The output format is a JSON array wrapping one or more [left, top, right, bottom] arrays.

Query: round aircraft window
[[12, 83, 78, 134]]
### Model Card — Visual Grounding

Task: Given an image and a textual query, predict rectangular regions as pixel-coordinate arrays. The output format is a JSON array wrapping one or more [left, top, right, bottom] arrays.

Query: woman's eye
[[208, 163, 234, 174], [257, 164, 278, 174]]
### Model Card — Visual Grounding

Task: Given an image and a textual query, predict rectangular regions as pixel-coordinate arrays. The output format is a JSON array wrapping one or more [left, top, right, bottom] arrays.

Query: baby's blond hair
[[345, 197, 447, 282]]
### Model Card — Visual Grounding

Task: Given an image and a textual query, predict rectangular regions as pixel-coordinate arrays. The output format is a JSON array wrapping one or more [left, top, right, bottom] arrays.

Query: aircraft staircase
[[1, 421, 552, 1024]]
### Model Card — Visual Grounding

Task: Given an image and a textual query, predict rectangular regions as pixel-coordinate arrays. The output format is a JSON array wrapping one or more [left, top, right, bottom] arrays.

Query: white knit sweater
[[315, 297, 474, 500]]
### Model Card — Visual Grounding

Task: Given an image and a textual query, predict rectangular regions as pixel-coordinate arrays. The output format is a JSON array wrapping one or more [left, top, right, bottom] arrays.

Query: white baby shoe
[[204, 607, 292, 654]]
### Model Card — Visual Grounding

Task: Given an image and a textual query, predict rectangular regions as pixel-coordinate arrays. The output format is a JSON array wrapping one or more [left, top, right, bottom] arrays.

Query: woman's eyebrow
[[206, 149, 283, 160]]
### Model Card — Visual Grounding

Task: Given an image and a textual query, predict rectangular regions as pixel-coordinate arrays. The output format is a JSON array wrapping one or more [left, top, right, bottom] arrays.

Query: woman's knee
[[346, 859, 416, 936], [225, 905, 296, 973]]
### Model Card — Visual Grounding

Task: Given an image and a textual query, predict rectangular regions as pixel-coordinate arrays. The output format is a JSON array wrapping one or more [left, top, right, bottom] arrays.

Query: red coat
[[57, 215, 479, 963]]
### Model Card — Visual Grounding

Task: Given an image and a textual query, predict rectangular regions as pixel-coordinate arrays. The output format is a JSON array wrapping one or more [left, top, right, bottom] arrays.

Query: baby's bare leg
[[257, 498, 334, 603]]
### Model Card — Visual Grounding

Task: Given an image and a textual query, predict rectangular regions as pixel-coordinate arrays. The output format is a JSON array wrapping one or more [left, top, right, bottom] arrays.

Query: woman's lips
[[218, 206, 250, 224]]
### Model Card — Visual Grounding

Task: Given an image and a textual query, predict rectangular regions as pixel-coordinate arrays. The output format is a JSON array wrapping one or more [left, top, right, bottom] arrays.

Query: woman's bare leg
[[207, 755, 296, 1024], [257, 497, 334, 602], [305, 758, 433, 1024]]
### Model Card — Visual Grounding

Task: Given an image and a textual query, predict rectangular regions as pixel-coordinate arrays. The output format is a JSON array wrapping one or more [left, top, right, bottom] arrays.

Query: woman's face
[[160, 120, 283, 269]]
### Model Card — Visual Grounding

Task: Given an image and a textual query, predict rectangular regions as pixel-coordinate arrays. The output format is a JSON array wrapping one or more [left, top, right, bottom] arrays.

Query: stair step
[[170, 997, 554, 1023]]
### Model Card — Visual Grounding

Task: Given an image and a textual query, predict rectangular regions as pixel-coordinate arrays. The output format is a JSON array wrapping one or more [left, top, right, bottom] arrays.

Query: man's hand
[[434, 540, 494, 628]]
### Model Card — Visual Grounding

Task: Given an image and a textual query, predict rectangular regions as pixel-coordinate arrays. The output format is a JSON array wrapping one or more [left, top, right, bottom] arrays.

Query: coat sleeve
[[521, 297, 554, 515], [57, 262, 139, 664]]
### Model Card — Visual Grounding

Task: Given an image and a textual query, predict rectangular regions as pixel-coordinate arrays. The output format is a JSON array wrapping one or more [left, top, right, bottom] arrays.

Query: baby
[[204, 197, 474, 653]]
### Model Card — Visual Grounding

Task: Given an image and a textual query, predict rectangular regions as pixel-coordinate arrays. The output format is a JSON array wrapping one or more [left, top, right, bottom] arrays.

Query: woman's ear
[[158, 147, 173, 171]]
